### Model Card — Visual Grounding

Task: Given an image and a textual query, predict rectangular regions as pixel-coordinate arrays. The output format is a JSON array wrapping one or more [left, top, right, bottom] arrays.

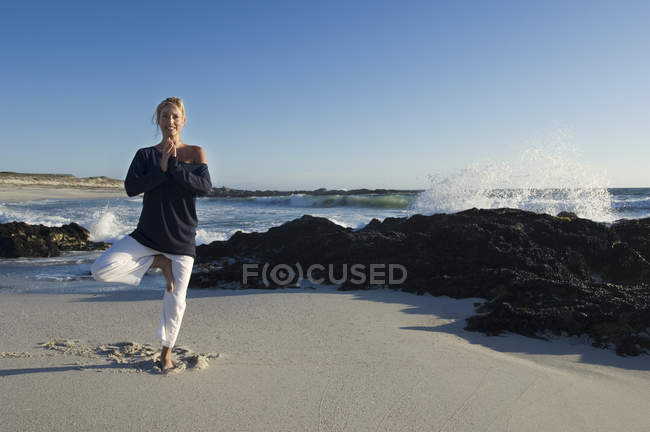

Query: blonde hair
[[153, 97, 186, 127]]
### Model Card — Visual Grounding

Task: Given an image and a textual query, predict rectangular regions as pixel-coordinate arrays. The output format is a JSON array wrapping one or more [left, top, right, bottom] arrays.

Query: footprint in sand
[[33, 339, 219, 374]]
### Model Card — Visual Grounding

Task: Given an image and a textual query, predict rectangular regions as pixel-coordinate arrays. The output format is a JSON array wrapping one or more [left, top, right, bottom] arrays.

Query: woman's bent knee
[[91, 251, 153, 286], [90, 253, 127, 283], [90, 259, 113, 282]]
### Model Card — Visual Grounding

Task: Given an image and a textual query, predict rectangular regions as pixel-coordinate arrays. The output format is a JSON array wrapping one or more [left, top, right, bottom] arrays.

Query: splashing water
[[195, 228, 228, 245], [88, 209, 131, 242], [412, 142, 616, 222]]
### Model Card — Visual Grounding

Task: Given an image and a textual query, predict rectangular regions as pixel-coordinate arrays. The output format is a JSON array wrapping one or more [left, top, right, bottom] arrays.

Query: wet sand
[[1, 286, 648, 431]]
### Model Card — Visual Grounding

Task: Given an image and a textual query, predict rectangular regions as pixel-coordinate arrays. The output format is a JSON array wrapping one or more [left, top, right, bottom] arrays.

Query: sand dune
[[0, 172, 125, 202], [0, 172, 122, 188]]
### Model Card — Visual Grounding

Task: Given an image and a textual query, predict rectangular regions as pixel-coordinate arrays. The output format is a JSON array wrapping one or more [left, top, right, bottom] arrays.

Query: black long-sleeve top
[[124, 146, 212, 257]]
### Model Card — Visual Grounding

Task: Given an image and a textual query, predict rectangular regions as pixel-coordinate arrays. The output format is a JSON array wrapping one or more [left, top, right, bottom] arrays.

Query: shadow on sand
[[72, 285, 650, 371], [0, 361, 159, 377]]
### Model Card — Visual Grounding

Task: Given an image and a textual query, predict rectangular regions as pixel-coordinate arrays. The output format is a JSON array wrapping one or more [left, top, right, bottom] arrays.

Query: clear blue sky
[[1, 0, 648, 189]]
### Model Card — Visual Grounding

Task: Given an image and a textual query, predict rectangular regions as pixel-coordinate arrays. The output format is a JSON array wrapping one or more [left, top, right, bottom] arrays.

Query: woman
[[91, 97, 212, 372]]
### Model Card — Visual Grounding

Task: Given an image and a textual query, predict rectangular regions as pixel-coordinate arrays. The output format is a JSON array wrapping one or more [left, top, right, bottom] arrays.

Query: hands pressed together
[[160, 137, 177, 172]]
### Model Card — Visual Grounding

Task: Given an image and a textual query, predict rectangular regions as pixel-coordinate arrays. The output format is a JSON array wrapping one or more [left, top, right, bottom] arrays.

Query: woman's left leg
[[157, 253, 195, 350]]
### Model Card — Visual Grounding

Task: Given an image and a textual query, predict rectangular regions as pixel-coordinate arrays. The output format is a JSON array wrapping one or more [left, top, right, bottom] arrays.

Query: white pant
[[90, 235, 195, 348]]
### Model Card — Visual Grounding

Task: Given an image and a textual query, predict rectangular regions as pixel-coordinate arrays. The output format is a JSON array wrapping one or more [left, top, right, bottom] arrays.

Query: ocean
[[1, 187, 649, 294]]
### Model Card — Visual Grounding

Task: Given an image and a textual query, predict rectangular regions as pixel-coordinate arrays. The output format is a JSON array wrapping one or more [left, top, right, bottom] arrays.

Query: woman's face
[[158, 104, 185, 139]]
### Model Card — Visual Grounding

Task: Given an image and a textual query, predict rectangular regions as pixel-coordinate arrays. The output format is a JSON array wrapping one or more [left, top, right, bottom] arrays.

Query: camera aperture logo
[[242, 263, 407, 287]]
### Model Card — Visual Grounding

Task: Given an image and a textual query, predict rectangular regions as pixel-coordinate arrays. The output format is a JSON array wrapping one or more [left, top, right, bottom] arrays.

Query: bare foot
[[151, 254, 175, 292], [160, 346, 174, 371]]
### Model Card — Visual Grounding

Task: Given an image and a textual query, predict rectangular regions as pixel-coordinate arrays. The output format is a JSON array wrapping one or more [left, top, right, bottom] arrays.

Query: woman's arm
[[124, 149, 167, 197], [166, 147, 212, 196]]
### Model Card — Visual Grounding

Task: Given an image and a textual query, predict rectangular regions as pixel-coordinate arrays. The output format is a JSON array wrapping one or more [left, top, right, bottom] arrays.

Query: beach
[[0, 173, 125, 202], [2, 187, 650, 431], [0, 186, 126, 202], [1, 286, 649, 432], [5, 0, 650, 429]]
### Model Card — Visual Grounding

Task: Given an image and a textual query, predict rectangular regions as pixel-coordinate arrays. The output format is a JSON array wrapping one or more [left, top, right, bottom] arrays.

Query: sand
[[0, 172, 125, 202], [0, 185, 126, 202], [1, 286, 648, 431]]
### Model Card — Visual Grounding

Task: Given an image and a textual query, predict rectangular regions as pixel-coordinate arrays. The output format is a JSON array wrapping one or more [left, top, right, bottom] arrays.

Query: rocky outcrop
[[0, 221, 109, 258], [194, 209, 650, 356], [207, 186, 422, 198]]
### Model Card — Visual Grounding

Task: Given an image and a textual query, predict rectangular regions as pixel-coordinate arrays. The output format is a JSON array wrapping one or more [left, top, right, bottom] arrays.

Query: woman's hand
[[160, 137, 177, 172]]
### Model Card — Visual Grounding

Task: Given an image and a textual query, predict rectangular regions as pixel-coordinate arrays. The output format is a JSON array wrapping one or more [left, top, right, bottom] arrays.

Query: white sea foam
[[413, 140, 616, 222], [316, 214, 389, 230], [88, 210, 132, 242], [324, 217, 349, 228], [195, 229, 229, 245], [614, 196, 650, 208], [0, 203, 72, 226]]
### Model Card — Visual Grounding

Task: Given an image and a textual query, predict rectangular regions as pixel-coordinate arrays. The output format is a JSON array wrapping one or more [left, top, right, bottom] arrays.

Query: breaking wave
[[412, 142, 616, 222]]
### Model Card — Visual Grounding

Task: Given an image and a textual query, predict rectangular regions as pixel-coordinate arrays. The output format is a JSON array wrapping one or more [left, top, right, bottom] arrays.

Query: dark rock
[[206, 187, 423, 198], [192, 208, 650, 356], [556, 211, 578, 220], [0, 221, 110, 258]]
